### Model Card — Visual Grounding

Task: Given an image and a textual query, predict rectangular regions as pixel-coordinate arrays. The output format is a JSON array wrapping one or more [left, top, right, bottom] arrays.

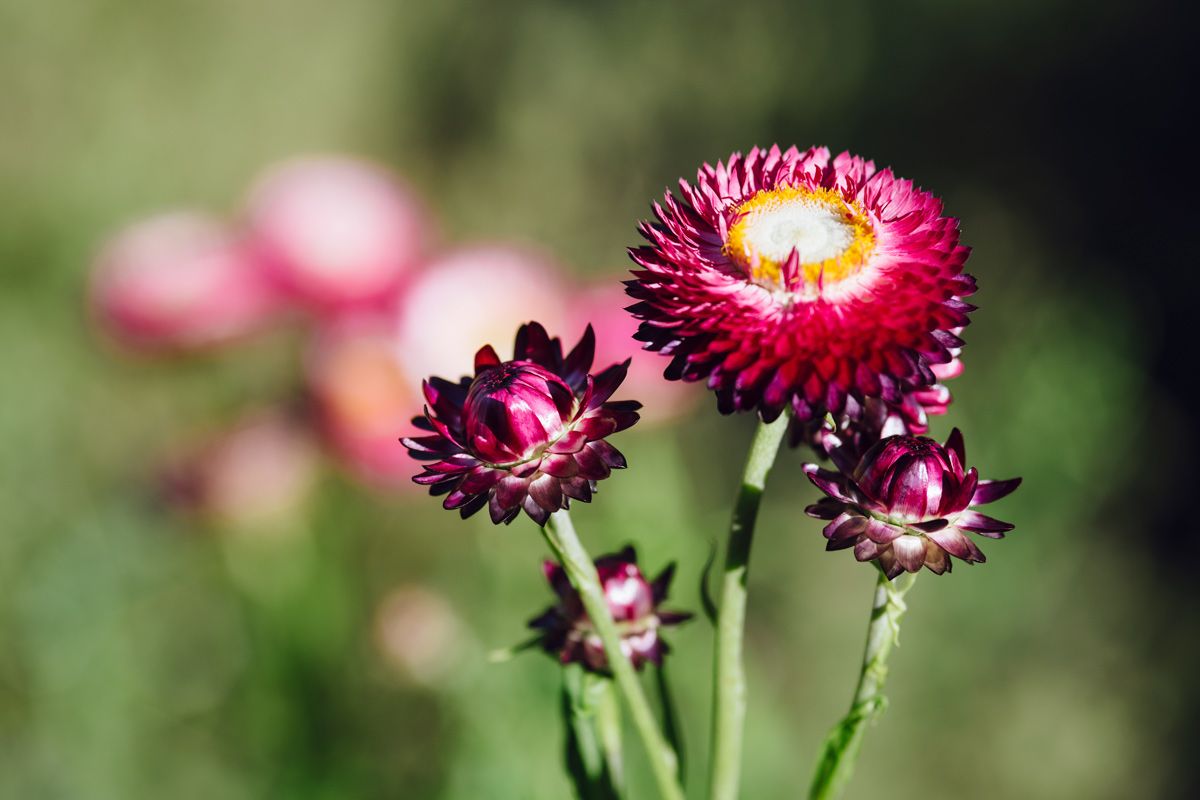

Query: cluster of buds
[[529, 547, 691, 672]]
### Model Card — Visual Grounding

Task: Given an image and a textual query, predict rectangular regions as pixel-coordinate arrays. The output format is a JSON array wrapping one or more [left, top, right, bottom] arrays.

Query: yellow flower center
[[725, 185, 874, 292]]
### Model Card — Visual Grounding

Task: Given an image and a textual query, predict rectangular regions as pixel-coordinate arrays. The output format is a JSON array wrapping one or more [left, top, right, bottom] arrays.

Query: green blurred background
[[2, 1, 1196, 798]]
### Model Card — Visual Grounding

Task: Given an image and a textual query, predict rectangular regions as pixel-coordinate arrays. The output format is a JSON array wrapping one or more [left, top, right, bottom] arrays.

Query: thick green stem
[[543, 511, 686, 800], [807, 566, 917, 800], [708, 415, 789, 800]]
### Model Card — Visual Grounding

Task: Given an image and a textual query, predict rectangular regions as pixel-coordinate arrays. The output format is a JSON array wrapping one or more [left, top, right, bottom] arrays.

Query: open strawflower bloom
[[627, 144, 976, 423]]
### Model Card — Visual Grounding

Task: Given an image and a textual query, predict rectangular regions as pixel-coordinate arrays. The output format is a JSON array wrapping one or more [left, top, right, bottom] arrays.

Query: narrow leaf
[[700, 539, 719, 625]]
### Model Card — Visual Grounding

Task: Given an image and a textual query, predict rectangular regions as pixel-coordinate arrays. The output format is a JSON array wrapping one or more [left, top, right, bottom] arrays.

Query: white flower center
[[725, 185, 875, 294], [737, 198, 856, 265]]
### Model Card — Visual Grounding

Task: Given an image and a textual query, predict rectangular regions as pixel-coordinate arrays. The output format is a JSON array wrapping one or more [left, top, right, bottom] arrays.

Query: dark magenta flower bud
[[529, 547, 692, 673], [462, 362, 576, 465], [403, 322, 641, 526], [804, 429, 1021, 579]]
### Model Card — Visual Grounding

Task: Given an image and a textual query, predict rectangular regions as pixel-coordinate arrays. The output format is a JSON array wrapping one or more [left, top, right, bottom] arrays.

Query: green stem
[[597, 677, 626, 793], [562, 664, 611, 800], [807, 566, 917, 800], [708, 414, 790, 800], [543, 511, 686, 800]]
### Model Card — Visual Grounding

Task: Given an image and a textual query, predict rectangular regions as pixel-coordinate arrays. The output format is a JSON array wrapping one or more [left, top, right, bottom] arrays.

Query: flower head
[[395, 244, 571, 384], [529, 546, 692, 672], [804, 429, 1020, 579], [90, 211, 283, 353], [306, 316, 424, 489], [627, 145, 976, 423], [402, 322, 641, 526], [247, 157, 432, 314]]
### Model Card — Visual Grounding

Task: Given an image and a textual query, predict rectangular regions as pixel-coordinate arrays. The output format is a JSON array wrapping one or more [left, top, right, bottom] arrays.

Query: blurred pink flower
[[374, 585, 468, 687], [305, 315, 424, 489], [247, 157, 432, 314], [570, 281, 702, 424], [160, 408, 319, 528], [90, 211, 283, 352], [394, 244, 571, 383]]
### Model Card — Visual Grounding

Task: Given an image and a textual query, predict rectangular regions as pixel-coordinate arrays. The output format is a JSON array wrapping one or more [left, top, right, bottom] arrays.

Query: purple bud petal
[[953, 510, 1014, 537], [540, 453, 580, 478], [893, 535, 926, 573], [825, 513, 868, 541], [474, 344, 501, 373], [971, 477, 1022, 506], [865, 518, 904, 543], [548, 430, 588, 454]]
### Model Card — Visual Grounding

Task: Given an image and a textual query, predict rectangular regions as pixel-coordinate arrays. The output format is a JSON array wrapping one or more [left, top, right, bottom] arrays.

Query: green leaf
[[487, 634, 544, 663]]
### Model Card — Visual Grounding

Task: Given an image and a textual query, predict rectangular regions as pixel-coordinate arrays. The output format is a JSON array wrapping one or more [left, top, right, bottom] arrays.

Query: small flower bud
[[529, 547, 692, 673], [805, 429, 1021, 579]]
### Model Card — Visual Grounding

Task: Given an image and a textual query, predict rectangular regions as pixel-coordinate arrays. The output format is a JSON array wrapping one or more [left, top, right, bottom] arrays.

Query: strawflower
[[247, 157, 431, 314], [402, 322, 640, 526], [90, 211, 283, 352], [306, 316, 424, 489], [529, 546, 691, 673], [627, 145, 976, 422], [804, 429, 1020, 578], [395, 244, 571, 383]]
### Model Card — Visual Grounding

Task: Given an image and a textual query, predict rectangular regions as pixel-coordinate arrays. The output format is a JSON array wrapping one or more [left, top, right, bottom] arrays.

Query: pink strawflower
[[306, 315, 424, 489], [529, 546, 692, 673], [804, 429, 1021, 579], [627, 145, 976, 422], [159, 408, 319, 527], [395, 244, 571, 383], [569, 281, 702, 424], [374, 585, 467, 687], [90, 211, 283, 352], [402, 323, 640, 526], [247, 157, 431, 314]]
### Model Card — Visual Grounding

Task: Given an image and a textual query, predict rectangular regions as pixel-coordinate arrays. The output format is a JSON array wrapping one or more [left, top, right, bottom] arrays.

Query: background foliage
[[1, 1, 1196, 798]]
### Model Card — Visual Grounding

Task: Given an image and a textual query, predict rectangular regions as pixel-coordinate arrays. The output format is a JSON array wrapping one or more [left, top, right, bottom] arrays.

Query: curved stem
[[543, 511, 686, 800], [807, 565, 917, 800], [708, 415, 789, 800]]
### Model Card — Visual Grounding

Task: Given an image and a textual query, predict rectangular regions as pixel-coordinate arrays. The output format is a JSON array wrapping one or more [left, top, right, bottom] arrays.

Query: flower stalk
[[596, 678, 626, 793], [562, 665, 623, 800], [542, 510, 685, 800], [808, 565, 917, 800], [708, 414, 790, 800]]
